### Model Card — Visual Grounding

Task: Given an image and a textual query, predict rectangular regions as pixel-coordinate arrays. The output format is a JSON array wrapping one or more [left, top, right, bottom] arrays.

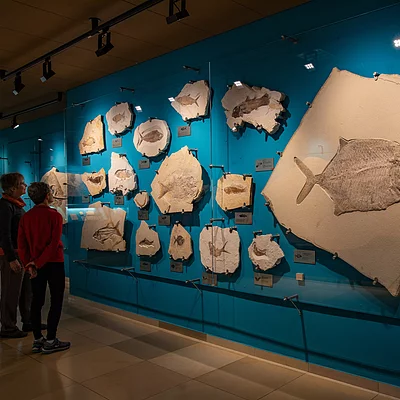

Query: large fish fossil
[[88, 176, 103, 185], [137, 129, 163, 146], [252, 243, 267, 257], [295, 137, 400, 216], [115, 169, 133, 180], [112, 112, 125, 123], [224, 185, 246, 195], [208, 241, 230, 257], [93, 222, 122, 244], [232, 93, 270, 118], [175, 94, 201, 106], [82, 137, 95, 147]]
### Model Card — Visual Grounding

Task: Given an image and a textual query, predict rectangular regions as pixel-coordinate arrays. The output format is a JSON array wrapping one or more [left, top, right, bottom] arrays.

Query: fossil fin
[[294, 157, 318, 204]]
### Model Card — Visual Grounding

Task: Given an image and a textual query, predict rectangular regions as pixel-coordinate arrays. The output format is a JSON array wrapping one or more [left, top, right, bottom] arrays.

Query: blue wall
[[3, 0, 400, 387]]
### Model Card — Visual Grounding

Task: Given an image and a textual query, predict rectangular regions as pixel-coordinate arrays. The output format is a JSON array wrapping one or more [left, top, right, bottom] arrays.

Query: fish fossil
[[139, 238, 154, 247], [112, 112, 125, 123], [137, 129, 163, 146], [115, 169, 133, 180], [295, 137, 400, 216], [208, 241, 230, 257], [157, 175, 197, 200], [82, 137, 96, 147], [175, 94, 201, 106], [88, 176, 103, 185], [93, 222, 121, 244], [232, 93, 270, 118], [252, 243, 267, 257], [224, 185, 246, 195], [173, 235, 185, 246]]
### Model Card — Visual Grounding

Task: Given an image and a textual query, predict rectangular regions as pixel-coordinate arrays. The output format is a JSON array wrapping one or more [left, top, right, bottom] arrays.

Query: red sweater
[[18, 205, 64, 269]]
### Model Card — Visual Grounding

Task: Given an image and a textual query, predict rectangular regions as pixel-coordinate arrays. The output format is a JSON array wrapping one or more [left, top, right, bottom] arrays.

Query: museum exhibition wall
[[2, 0, 400, 388]]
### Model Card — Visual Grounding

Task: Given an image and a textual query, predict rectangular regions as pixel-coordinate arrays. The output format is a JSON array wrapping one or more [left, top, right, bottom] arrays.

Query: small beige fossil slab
[[171, 80, 210, 121], [136, 221, 160, 257], [81, 201, 126, 252], [151, 146, 203, 214], [248, 234, 284, 271], [199, 226, 240, 274], [82, 168, 106, 196], [134, 191, 150, 209], [79, 115, 105, 155], [168, 224, 192, 261], [221, 83, 285, 134], [106, 102, 134, 135], [133, 118, 170, 157], [108, 152, 137, 195], [216, 174, 253, 211]]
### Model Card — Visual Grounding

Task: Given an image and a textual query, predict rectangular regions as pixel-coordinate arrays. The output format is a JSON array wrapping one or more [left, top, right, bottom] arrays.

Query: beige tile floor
[[0, 292, 398, 400]]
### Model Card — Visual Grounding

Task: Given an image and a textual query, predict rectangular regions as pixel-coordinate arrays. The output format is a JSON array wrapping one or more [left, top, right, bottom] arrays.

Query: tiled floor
[[0, 292, 397, 400]]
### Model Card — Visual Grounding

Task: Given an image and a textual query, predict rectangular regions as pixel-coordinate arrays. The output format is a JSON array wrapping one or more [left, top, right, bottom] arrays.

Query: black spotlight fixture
[[12, 73, 25, 95], [95, 30, 114, 57], [11, 116, 19, 129], [166, 0, 189, 24], [40, 58, 55, 82]]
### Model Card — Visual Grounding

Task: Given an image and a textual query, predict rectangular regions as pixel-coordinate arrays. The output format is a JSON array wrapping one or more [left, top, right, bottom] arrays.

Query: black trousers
[[31, 262, 65, 340]]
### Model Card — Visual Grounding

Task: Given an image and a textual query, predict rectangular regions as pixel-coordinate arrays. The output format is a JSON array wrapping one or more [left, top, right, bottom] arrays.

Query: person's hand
[[9, 259, 22, 273], [26, 262, 37, 279]]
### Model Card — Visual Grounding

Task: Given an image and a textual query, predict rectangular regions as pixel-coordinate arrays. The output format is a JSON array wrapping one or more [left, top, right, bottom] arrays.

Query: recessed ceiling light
[[168, 97, 175, 102], [135, 105, 142, 112], [304, 63, 315, 70], [394, 39, 400, 48], [233, 81, 243, 87]]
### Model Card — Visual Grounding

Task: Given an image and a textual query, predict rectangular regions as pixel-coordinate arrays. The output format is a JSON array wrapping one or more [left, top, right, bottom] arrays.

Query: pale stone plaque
[[108, 152, 137, 195], [216, 174, 252, 211], [168, 224, 192, 261], [106, 102, 133, 135], [82, 168, 106, 196], [136, 221, 161, 257], [134, 191, 149, 209], [133, 119, 170, 157], [248, 234, 284, 271], [79, 115, 105, 155]]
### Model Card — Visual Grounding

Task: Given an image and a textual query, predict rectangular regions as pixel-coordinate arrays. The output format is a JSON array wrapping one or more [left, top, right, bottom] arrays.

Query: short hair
[[0, 173, 24, 193], [28, 182, 51, 205]]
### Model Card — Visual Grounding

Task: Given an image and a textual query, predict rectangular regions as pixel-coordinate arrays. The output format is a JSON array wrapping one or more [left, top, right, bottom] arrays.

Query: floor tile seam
[[256, 373, 305, 400], [142, 378, 195, 400], [245, 352, 309, 374], [79, 383, 110, 400], [147, 357, 210, 379]]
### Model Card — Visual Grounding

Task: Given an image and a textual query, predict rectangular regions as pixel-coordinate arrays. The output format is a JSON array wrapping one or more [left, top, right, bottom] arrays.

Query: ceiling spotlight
[[135, 105, 143, 112], [12, 73, 25, 95], [40, 58, 55, 82], [166, 0, 189, 24], [95, 31, 114, 57], [11, 117, 19, 129], [304, 63, 315, 70], [38, 137, 43, 142], [233, 81, 243, 87], [394, 39, 400, 48], [168, 97, 175, 102]]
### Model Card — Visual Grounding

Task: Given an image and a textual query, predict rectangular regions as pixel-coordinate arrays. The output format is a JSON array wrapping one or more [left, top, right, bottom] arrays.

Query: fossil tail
[[294, 157, 317, 204]]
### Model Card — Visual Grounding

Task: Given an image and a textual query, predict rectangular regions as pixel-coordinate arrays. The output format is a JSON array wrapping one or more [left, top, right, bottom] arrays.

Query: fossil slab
[[216, 174, 253, 211], [79, 115, 105, 155], [136, 221, 160, 257], [151, 146, 203, 213], [108, 152, 137, 195], [199, 226, 240, 274], [171, 80, 210, 121], [134, 191, 150, 209], [248, 234, 284, 271], [262, 68, 400, 296], [106, 102, 134, 135], [82, 168, 106, 196], [81, 202, 126, 252], [133, 119, 170, 157], [168, 224, 192, 261], [222, 83, 285, 134]]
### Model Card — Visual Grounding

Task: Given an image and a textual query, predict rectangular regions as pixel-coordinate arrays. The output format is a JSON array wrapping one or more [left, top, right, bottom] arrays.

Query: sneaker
[[22, 323, 48, 332], [32, 337, 46, 353], [0, 329, 28, 338], [42, 338, 70, 354]]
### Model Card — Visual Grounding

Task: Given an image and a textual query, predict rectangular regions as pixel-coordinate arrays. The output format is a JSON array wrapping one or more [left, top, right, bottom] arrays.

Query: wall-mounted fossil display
[[262, 67, 400, 296], [136, 221, 160, 257], [81, 202, 126, 252], [221, 83, 285, 134], [108, 152, 137, 195], [248, 234, 284, 271], [200, 226, 240, 274], [133, 118, 170, 157], [216, 174, 253, 211], [106, 102, 134, 135], [79, 115, 105, 155], [171, 80, 210, 121], [82, 168, 106, 196], [168, 224, 192, 261], [134, 191, 150, 209], [151, 146, 203, 213]]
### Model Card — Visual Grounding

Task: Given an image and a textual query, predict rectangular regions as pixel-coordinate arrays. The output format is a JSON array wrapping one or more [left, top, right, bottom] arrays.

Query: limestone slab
[[136, 221, 160, 257], [82, 168, 106, 196], [216, 174, 252, 211], [151, 146, 203, 214], [262, 68, 400, 296], [134, 191, 149, 209], [168, 224, 192, 261], [81, 201, 126, 252], [222, 83, 285, 134], [171, 80, 210, 121], [133, 119, 170, 157], [248, 234, 284, 271], [199, 226, 240, 274], [79, 115, 105, 155], [106, 102, 134, 135], [108, 152, 137, 195]]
